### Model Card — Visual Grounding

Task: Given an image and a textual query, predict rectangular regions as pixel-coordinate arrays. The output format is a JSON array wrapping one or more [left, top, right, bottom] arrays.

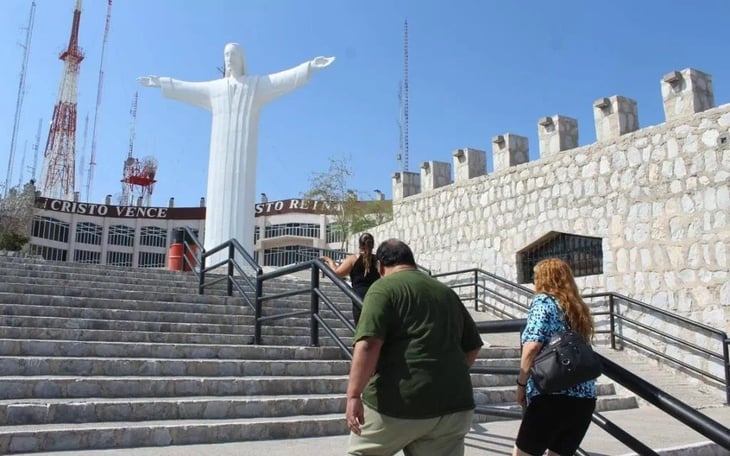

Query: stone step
[[0, 284, 242, 306], [0, 261, 196, 281], [0, 313, 355, 340], [0, 314, 249, 335], [0, 268, 200, 290], [0, 356, 353, 377], [0, 292, 353, 319], [0, 395, 347, 425], [0, 338, 346, 360], [0, 303, 252, 327], [0, 326, 254, 345], [0, 294, 249, 318], [0, 414, 348, 454], [0, 376, 348, 400], [0, 268, 342, 297]]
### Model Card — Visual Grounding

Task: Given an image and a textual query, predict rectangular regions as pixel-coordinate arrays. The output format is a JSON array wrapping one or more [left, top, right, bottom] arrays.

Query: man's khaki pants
[[347, 404, 474, 456]]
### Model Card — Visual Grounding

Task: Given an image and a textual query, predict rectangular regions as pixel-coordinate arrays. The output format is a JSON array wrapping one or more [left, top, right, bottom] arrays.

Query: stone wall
[[361, 68, 729, 335]]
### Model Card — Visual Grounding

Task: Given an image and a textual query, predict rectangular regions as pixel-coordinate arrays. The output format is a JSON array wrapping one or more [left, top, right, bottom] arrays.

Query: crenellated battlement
[[393, 67, 717, 199]]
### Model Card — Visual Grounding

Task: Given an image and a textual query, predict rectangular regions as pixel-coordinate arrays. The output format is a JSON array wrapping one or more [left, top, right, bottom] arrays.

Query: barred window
[[31, 216, 69, 243], [75, 222, 103, 245], [74, 249, 101, 264], [140, 226, 167, 247], [107, 251, 133, 267], [28, 244, 67, 262], [108, 224, 135, 247], [326, 223, 344, 244], [263, 245, 321, 267], [517, 232, 603, 284], [264, 223, 320, 239], [138, 251, 166, 268]]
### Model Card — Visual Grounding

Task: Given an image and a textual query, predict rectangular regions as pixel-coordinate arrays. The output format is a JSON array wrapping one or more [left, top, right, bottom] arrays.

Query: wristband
[[516, 379, 527, 387]]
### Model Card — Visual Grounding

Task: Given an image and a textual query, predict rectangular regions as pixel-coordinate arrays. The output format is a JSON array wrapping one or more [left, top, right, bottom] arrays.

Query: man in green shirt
[[346, 239, 484, 456]]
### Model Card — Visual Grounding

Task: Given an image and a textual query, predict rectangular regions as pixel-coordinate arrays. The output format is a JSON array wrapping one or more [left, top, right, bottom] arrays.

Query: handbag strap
[[545, 294, 571, 330]]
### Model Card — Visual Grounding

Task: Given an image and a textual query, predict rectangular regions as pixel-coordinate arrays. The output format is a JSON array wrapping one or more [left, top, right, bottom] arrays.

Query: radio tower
[[85, 0, 113, 202], [4, 1, 36, 197], [397, 19, 410, 172], [120, 92, 157, 207], [40, 0, 84, 200], [30, 118, 42, 183]]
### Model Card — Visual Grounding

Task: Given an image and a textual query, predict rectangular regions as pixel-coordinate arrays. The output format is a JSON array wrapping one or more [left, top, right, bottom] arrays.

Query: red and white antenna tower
[[85, 0, 112, 202], [40, 0, 84, 200], [120, 92, 157, 207], [4, 0, 36, 197]]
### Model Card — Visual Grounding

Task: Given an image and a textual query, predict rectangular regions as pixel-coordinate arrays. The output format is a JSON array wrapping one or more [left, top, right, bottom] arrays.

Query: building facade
[[28, 195, 390, 269], [29, 197, 206, 268]]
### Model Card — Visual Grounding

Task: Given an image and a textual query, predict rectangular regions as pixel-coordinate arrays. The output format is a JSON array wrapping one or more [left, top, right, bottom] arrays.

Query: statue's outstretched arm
[[137, 76, 161, 88], [141, 77, 212, 112], [258, 56, 335, 105]]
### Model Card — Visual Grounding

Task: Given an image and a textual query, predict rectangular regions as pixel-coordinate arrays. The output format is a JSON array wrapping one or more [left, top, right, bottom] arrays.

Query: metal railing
[[473, 320, 730, 454], [177, 233, 730, 453], [432, 268, 730, 404], [253, 258, 359, 356]]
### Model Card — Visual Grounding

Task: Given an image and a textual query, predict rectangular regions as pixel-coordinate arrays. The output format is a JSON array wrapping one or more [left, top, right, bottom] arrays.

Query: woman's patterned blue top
[[521, 293, 597, 403]]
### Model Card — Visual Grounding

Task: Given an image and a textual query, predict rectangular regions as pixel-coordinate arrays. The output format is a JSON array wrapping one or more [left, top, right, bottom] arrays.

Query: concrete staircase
[[0, 255, 638, 454]]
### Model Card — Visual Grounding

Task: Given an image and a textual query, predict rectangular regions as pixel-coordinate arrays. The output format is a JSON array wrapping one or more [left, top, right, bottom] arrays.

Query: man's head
[[223, 43, 246, 77], [375, 239, 416, 275]]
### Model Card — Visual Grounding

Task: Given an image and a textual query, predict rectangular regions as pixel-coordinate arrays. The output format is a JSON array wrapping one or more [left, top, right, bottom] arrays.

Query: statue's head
[[224, 43, 246, 77]]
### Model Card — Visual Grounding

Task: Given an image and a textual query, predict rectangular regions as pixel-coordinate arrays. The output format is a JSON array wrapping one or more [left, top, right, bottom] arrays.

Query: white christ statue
[[138, 43, 335, 257]]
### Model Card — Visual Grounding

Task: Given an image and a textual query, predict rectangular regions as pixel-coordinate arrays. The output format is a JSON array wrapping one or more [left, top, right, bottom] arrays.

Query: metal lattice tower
[[85, 0, 112, 203], [120, 92, 157, 207], [30, 118, 42, 182], [40, 0, 84, 200], [4, 0, 36, 197], [397, 19, 410, 172]]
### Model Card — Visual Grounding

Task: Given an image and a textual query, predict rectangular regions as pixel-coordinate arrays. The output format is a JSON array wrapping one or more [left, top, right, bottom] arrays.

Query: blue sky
[[1, 0, 730, 207]]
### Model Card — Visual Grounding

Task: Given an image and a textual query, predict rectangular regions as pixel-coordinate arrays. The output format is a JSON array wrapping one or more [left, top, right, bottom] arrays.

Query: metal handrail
[[475, 319, 730, 452], [444, 269, 729, 404], [585, 292, 730, 403], [254, 258, 361, 346]]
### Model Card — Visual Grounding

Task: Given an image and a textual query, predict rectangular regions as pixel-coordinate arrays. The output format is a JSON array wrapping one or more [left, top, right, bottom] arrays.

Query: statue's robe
[[160, 62, 312, 256]]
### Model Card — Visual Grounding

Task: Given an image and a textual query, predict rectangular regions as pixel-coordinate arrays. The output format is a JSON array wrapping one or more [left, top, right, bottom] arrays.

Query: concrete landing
[[20, 404, 730, 456]]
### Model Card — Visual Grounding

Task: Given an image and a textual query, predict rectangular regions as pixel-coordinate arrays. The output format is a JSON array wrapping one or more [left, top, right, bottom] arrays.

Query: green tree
[[302, 157, 392, 250], [0, 182, 35, 251]]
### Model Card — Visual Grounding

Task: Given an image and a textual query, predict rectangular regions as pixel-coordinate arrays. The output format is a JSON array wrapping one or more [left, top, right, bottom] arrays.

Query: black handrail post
[[310, 263, 320, 347], [722, 338, 730, 405], [198, 251, 206, 295], [609, 293, 616, 350], [227, 242, 234, 297], [254, 274, 263, 345], [473, 269, 479, 311]]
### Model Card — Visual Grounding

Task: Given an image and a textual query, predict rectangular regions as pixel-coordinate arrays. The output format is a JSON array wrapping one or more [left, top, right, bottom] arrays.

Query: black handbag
[[529, 316, 602, 394]]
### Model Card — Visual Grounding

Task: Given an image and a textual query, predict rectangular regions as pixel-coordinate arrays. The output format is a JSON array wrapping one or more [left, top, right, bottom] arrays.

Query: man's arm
[[464, 347, 481, 367], [345, 336, 383, 435]]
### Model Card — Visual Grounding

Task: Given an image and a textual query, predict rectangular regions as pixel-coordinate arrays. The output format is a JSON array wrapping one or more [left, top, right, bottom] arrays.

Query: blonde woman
[[321, 233, 380, 325], [513, 258, 597, 456]]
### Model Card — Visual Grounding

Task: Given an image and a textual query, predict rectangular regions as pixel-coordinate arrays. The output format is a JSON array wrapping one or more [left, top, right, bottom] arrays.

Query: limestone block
[[492, 134, 529, 172], [537, 115, 579, 156], [593, 96, 639, 142], [420, 161, 452, 191], [392, 171, 421, 201], [452, 148, 486, 182], [661, 68, 715, 121]]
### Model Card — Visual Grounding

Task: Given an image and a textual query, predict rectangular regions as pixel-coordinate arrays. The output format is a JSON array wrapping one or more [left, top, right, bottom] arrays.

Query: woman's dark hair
[[359, 233, 375, 275], [376, 239, 416, 268]]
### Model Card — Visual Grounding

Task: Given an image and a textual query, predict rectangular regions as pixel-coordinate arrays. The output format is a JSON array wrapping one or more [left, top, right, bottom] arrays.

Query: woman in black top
[[321, 233, 380, 325]]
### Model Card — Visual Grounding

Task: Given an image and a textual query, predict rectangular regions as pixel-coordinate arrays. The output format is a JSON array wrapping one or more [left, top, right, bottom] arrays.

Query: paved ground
[[22, 404, 730, 456]]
